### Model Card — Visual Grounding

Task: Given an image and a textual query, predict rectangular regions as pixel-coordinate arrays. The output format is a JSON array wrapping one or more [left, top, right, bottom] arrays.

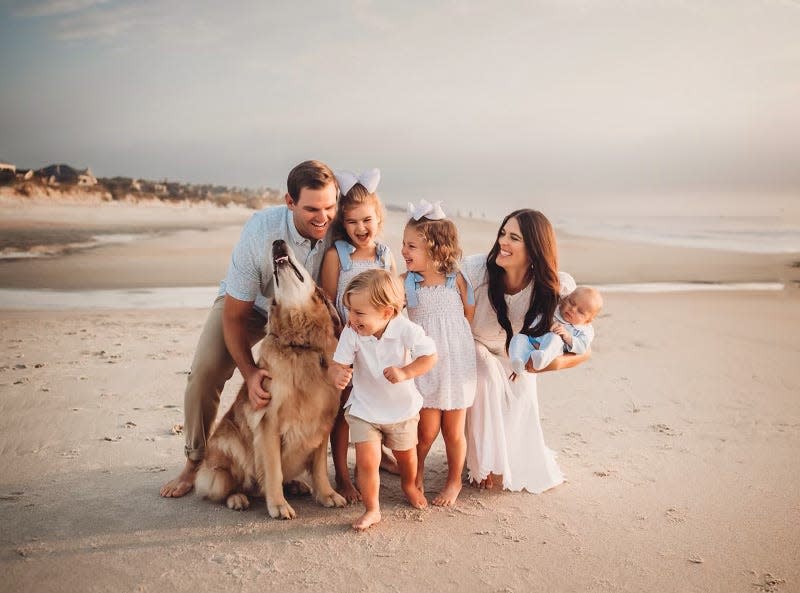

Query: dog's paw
[[226, 493, 250, 511], [317, 490, 348, 508], [267, 499, 296, 520]]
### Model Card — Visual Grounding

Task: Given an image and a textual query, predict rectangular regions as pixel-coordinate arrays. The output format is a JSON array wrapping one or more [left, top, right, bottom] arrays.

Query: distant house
[[36, 164, 98, 187], [0, 162, 15, 184], [77, 167, 97, 187]]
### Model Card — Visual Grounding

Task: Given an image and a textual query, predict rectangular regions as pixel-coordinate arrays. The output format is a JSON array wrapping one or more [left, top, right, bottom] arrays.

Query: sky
[[1, 0, 799, 213]]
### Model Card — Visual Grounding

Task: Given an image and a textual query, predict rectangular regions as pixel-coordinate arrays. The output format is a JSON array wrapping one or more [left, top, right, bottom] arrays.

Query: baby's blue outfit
[[509, 309, 594, 374]]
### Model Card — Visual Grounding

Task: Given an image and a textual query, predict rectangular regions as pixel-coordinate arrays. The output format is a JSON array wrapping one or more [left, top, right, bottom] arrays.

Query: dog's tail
[[195, 465, 235, 502]]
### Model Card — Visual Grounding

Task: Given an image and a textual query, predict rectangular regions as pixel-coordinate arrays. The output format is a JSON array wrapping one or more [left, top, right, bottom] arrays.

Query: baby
[[510, 285, 602, 374]]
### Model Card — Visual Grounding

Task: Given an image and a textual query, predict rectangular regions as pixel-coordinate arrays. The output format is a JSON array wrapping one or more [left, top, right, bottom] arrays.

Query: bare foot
[[402, 484, 428, 509], [432, 481, 462, 507], [160, 459, 199, 497], [379, 447, 400, 475], [352, 510, 382, 531], [468, 473, 495, 490], [335, 479, 362, 504]]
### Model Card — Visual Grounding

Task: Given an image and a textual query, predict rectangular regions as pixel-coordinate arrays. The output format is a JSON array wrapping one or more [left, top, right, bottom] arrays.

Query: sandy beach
[[1, 194, 799, 593]]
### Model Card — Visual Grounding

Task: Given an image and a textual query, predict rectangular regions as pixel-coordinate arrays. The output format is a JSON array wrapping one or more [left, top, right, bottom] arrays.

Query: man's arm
[[222, 294, 271, 408]]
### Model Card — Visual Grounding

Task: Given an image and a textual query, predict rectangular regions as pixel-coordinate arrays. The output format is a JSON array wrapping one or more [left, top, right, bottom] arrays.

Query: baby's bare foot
[[352, 510, 382, 531], [432, 481, 462, 507], [403, 484, 428, 509], [159, 459, 198, 498]]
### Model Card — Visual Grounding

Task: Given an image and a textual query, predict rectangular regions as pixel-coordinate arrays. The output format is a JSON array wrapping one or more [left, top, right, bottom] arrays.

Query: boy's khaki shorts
[[344, 412, 419, 451]]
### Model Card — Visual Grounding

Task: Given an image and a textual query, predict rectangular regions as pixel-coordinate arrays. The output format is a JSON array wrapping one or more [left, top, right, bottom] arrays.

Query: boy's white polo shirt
[[333, 316, 436, 425]]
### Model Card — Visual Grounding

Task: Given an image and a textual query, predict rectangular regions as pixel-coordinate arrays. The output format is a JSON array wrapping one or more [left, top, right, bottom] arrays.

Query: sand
[[1, 195, 799, 593]]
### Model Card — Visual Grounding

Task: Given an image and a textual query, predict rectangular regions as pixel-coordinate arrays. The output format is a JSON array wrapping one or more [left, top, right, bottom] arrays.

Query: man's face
[[286, 182, 338, 241]]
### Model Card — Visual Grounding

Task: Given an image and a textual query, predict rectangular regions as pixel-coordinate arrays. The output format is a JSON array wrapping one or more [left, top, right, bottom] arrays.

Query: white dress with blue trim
[[404, 271, 477, 410], [334, 240, 393, 323]]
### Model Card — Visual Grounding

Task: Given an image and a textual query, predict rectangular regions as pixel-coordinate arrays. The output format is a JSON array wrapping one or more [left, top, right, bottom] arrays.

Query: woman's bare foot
[[352, 510, 382, 531], [402, 484, 428, 509], [160, 459, 199, 497], [336, 478, 362, 504], [432, 480, 462, 507], [379, 447, 400, 475], [468, 473, 496, 490]]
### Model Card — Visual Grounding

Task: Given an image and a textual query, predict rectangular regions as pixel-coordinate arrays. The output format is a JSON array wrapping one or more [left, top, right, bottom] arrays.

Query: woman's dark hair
[[486, 209, 560, 352]]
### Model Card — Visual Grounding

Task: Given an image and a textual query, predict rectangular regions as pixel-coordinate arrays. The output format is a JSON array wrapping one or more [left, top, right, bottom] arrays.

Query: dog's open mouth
[[272, 240, 304, 286]]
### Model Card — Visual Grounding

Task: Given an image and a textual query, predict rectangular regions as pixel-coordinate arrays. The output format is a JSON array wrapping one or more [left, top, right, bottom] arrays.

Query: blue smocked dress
[[404, 271, 477, 410], [334, 240, 393, 323]]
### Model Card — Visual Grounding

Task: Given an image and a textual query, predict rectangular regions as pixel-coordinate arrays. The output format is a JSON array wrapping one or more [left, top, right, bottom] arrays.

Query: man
[[160, 160, 338, 497]]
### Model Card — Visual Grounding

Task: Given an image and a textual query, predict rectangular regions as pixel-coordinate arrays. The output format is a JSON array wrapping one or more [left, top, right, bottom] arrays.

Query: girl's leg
[[353, 440, 382, 530], [415, 408, 442, 492], [433, 408, 467, 506], [331, 387, 360, 503], [393, 448, 427, 509]]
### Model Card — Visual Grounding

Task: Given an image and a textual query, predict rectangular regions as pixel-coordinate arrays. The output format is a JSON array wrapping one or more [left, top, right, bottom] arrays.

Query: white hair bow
[[334, 168, 381, 196], [407, 199, 447, 221]]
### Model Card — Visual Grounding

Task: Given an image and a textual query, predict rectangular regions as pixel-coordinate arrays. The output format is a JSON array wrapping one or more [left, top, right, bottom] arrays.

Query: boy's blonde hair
[[342, 269, 404, 317], [405, 217, 462, 275], [331, 184, 385, 243]]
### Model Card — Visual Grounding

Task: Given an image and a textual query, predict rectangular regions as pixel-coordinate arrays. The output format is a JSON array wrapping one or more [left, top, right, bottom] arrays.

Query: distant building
[[0, 162, 15, 184], [77, 167, 97, 187]]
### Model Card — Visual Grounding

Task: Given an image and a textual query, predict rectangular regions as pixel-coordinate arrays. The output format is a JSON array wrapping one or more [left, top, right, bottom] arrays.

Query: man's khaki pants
[[183, 296, 267, 461]]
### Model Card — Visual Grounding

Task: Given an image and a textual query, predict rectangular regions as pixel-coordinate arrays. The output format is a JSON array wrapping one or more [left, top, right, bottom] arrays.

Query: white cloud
[[10, 0, 109, 18]]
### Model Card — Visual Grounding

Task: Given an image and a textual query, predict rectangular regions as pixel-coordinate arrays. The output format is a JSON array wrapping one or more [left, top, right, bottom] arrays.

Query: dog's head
[[272, 239, 315, 307]]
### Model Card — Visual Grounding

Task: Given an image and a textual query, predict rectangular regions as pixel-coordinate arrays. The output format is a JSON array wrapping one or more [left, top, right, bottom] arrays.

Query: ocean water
[[551, 215, 800, 254], [0, 282, 787, 311], [390, 191, 800, 255]]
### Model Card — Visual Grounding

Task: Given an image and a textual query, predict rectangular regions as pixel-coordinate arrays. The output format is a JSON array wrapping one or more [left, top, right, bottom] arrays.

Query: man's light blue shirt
[[218, 205, 330, 317]]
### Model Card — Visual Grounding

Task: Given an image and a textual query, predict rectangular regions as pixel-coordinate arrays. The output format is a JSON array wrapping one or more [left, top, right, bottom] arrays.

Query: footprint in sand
[[651, 423, 682, 436], [753, 572, 786, 592], [664, 507, 686, 523]]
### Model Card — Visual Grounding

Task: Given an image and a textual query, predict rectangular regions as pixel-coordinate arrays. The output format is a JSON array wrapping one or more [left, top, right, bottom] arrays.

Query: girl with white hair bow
[[401, 199, 477, 507], [320, 168, 398, 504]]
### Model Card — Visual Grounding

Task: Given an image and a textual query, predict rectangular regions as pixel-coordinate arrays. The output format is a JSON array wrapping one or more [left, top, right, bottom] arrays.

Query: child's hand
[[328, 363, 353, 390], [551, 322, 570, 341], [383, 366, 407, 384]]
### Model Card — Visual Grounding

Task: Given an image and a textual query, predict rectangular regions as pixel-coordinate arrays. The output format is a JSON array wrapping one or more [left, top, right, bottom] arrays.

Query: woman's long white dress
[[463, 254, 573, 493]]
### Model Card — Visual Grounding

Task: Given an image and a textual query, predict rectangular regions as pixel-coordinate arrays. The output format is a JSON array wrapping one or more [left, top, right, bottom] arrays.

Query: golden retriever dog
[[195, 239, 347, 518]]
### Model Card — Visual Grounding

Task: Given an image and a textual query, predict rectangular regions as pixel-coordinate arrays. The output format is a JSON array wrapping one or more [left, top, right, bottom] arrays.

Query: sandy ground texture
[[1, 196, 799, 593]]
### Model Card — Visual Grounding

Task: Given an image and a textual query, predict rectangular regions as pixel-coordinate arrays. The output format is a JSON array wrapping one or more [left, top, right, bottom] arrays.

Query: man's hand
[[383, 366, 408, 384], [246, 368, 272, 409], [329, 363, 353, 390]]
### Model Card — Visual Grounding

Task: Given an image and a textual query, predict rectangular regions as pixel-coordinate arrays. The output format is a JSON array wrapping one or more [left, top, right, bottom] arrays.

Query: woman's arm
[[527, 348, 591, 373]]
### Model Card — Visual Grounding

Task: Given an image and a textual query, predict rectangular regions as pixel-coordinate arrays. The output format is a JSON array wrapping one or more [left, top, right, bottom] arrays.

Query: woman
[[462, 209, 589, 492]]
